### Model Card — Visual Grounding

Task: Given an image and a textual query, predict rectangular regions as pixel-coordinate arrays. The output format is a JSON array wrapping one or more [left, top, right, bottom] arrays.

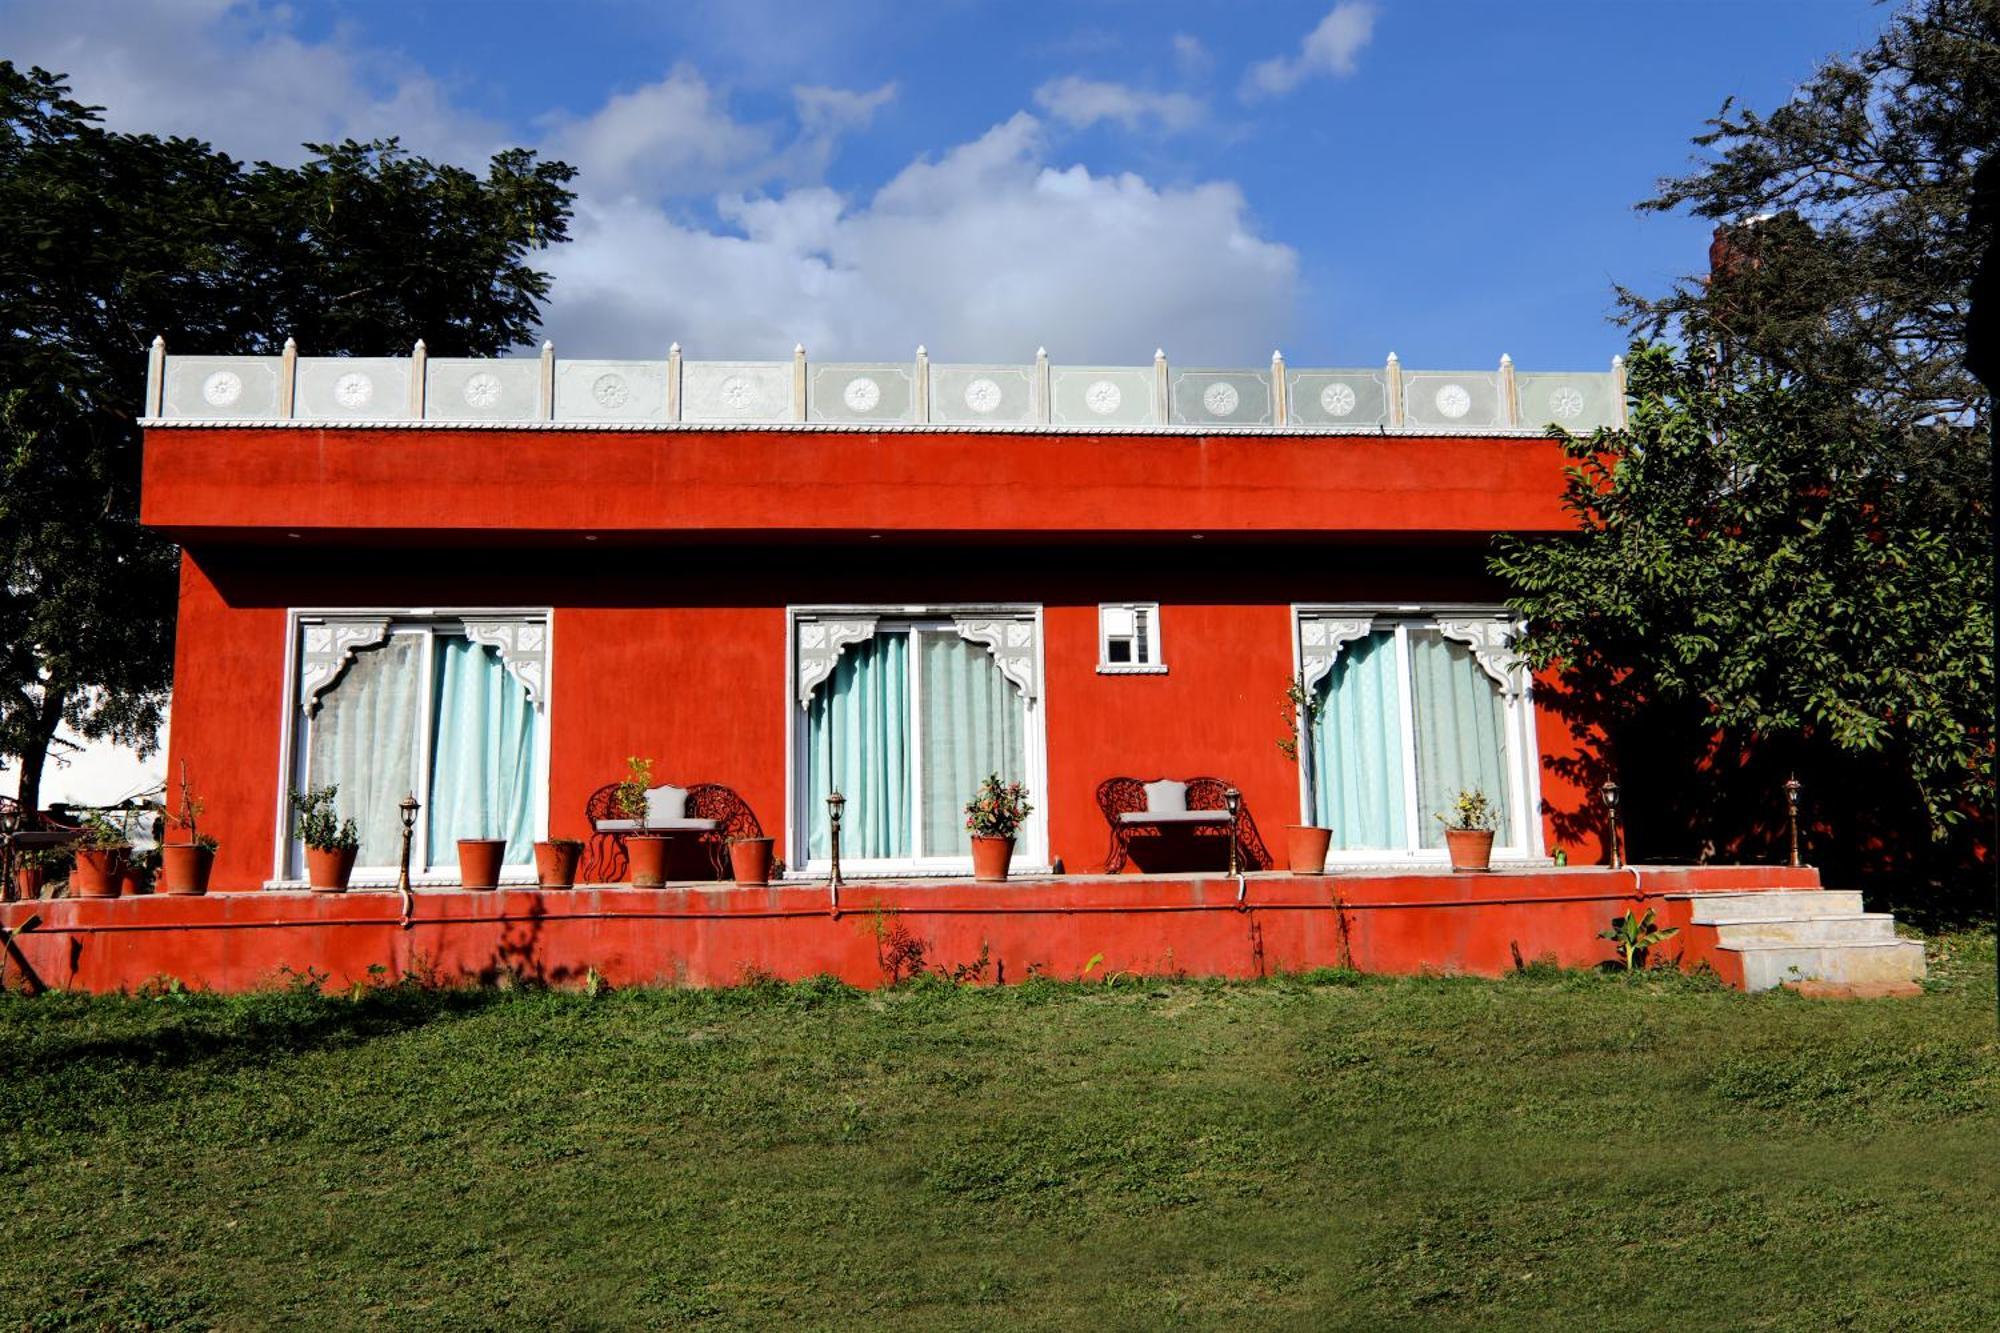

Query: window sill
[[1095, 663, 1168, 675]]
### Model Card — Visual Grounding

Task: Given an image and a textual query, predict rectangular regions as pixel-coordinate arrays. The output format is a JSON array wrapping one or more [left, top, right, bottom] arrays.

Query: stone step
[[1719, 939, 1927, 992], [1710, 914, 1900, 947], [1686, 890, 1864, 924]]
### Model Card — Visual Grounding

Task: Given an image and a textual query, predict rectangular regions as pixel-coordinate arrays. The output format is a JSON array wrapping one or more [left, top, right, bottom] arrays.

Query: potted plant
[[728, 833, 775, 885], [456, 836, 507, 890], [615, 756, 668, 887], [12, 848, 60, 900], [122, 846, 160, 896], [291, 785, 360, 893], [964, 773, 1032, 882], [1278, 672, 1332, 874], [71, 812, 130, 898], [161, 762, 217, 896], [1438, 789, 1499, 872], [534, 836, 583, 888]]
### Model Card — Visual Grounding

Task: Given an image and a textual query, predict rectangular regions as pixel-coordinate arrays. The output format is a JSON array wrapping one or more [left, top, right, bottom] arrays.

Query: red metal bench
[[1095, 776, 1271, 874], [580, 782, 763, 883]]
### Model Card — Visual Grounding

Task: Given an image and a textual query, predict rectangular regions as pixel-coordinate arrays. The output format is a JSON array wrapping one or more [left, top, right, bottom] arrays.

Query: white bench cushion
[[595, 817, 720, 833], [1142, 779, 1189, 813], [646, 785, 689, 821], [1117, 809, 1229, 825]]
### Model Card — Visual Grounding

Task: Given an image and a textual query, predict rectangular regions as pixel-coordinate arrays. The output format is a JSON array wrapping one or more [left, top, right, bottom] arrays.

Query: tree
[[1495, 0, 1997, 916], [0, 63, 576, 819]]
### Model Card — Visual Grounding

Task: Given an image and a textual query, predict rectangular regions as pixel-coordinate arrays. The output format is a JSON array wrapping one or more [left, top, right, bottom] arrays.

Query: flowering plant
[[1436, 788, 1498, 832], [963, 773, 1032, 839]]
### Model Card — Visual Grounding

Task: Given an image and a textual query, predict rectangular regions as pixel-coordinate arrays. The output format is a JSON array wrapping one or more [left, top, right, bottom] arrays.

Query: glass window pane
[[1310, 630, 1407, 850], [805, 634, 910, 859], [1410, 629, 1512, 848], [426, 637, 540, 867], [305, 635, 422, 867], [918, 632, 1028, 856]]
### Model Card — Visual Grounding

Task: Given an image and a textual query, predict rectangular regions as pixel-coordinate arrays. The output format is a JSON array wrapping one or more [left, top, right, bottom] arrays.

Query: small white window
[[1098, 603, 1165, 673]]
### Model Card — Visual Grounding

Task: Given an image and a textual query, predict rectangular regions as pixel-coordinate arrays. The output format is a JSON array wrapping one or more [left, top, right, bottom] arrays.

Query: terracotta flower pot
[[534, 840, 580, 889], [1445, 828, 1496, 873], [161, 844, 214, 896], [728, 837, 774, 886], [1286, 824, 1332, 875], [970, 834, 1015, 883], [306, 845, 357, 893], [72, 847, 127, 898], [13, 864, 45, 901], [457, 838, 507, 890], [625, 834, 669, 888]]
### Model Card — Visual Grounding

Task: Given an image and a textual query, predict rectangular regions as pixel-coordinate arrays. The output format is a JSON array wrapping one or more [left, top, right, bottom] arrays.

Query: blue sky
[[9, 0, 1886, 370]]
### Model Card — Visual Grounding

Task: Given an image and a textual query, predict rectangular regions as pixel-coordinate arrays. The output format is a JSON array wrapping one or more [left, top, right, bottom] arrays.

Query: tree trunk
[[11, 691, 66, 827]]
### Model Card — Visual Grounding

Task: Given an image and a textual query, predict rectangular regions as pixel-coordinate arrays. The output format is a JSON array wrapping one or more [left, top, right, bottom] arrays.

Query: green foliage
[[614, 756, 654, 824], [1436, 788, 1498, 833], [0, 931, 1990, 1326], [963, 772, 1032, 838], [78, 811, 129, 851], [1494, 344, 1992, 850], [1275, 671, 1323, 763], [0, 62, 575, 817], [1598, 908, 1681, 972], [288, 785, 358, 853]]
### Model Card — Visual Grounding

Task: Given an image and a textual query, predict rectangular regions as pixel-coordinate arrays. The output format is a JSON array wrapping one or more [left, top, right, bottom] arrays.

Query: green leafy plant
[[1276, 672, 1324, 763], [290, 786, 359, 853], [79, 811, 130, 850], [964, 773, 1032, 839], [615, 756, 654, 825], [1436, 789, 1498, 833], [1599, 908, 1680, 972]]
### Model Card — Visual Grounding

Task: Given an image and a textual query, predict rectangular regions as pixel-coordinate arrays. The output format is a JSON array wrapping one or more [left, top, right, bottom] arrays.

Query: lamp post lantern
[[1600, 780, 1623, 871], [826, 790, 846, 912], [396, 793, 420, 926], [1784, 775, 1803, 868]]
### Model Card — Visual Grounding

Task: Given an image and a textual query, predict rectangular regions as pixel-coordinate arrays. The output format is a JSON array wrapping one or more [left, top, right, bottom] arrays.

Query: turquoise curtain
[[918, 633, 1027, 856], [307, 635, 422, 868], [1410, 629, 1512, 849], [806, 634, 910, 860], [1312, 630, 1406, 851], [426, 638, 540, 867]]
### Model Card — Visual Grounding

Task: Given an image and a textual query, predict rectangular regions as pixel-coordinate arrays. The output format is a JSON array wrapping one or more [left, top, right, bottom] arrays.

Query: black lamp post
[[826, 789, 846, 903], [1600, 780, 1623, 870], [396, 793, 419, 925], [1223, 786, 1243, 878], [1784, 775, 1803, 868]]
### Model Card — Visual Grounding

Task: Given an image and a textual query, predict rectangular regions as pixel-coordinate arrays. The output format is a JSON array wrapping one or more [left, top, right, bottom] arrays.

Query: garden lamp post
[[0, 800, 17, 903], [1223, 786, 1243, 878], [1784, 775, 1802, 868], [826, 790, 846, 912], [396, 793, 419, 928], [1600, 780, 1623, 870]]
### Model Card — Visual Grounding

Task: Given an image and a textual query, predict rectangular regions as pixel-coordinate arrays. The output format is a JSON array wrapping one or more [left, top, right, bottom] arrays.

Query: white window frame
[[786, 604, 1050, 878], [270, 607, 553, 888], [1096, 602, 1166, 674], [1291, 603, 1546, 866]]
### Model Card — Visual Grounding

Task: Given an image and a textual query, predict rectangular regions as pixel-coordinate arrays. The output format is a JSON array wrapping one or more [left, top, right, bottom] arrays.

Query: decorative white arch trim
[[1436, 618, 1523, 695], [951, 616, 1039, 700], [1298, 614, 1376, 690], [463, 618, 550, 710], [299, 618, 392, 713], [796, 617, 880, 706]]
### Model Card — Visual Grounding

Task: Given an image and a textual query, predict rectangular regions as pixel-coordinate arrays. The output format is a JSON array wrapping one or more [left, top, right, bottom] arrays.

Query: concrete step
[[1687, 890, 1864, 924], [1719, 939, 1927, 992], [1710, 914, 1900, 947]]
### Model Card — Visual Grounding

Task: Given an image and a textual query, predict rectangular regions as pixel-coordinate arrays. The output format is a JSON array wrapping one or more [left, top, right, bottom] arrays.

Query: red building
[[0, 340, 1922, 995]]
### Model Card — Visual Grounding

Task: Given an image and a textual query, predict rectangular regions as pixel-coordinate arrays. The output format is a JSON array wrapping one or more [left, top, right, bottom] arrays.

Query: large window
[[793, 610, 1044, 872], [1296, 610, 1539, 860], [284, 614, 548, 881]]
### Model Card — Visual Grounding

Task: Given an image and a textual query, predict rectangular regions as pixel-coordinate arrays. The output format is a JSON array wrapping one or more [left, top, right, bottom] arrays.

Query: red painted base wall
[[165, 543, 1606, 891], [0, 867, 1818, 995]]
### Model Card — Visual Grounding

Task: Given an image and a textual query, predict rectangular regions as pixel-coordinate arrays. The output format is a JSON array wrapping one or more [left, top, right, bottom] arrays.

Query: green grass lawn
[[1, 934, 1994, 1331]]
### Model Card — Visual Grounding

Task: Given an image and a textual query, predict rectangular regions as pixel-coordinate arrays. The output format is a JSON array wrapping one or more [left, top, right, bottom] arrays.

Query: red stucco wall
[[165, 543, 1602, 891]]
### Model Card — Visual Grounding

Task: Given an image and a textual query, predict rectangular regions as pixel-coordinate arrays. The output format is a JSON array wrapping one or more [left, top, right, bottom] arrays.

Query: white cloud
[[3, 0, 503, 164], [794, 82, 898, 136], [540, 67, 774, 199], [540, 113, 1296, 363], [1032, 76, 1206, 134], [1243, 2, 1378, 99], [1171, 34, 1214, 78]]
